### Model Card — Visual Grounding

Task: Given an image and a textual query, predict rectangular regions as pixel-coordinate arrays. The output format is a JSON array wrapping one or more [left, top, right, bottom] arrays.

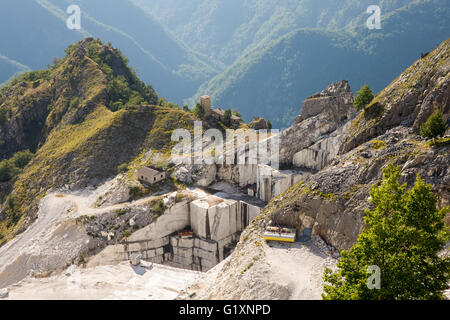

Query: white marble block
[[193, 247, 218, 262], [173, 247, 194, 258], [190, 199, 210, 239], [194, 238, 218, 252], [209, 202, 232, 241]]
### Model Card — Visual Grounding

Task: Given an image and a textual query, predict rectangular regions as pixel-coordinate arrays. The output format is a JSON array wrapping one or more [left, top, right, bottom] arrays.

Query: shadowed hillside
[[188, 0, 450, 128]]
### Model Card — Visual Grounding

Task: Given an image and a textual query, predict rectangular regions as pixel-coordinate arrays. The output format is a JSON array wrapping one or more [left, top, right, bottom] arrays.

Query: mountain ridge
[[0, 0, 218, 103], [0, 38, 195, 243]]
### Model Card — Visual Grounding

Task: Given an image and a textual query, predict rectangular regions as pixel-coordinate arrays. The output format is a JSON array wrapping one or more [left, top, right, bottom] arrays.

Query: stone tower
[[200, 95, 211, 116]]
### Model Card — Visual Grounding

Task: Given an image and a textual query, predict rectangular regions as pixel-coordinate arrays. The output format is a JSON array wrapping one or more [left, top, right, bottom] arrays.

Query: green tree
[[126, 91, 145, 106], [0, 107, 9, 125], [0, 161, 14, 182], [193, 102, 205, 119], [232, 109, 243, 122], [223, 109, 232, 127], [10, 150, 33, 168], [420, 109, 448, 139], [354, 85, 375, 111], [106, 75, 131, 108], [158, 97, 166, 106], [6, 194, 16, 210], [266, 120, 272, 130], [153, 200, 166, 216], [322, 164, 450, 300], [0, 160, 20, 182]]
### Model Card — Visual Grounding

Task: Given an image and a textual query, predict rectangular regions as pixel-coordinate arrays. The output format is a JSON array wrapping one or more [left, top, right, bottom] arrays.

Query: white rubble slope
[[4, 262, 201, 300], [0, 177, 157, 289], [180, 235, 338, 300]]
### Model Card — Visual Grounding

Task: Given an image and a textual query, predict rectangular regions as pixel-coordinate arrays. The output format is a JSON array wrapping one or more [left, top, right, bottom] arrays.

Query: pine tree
[[223, 109, 232, 126], [354, 85, 375, 111], [322, 164, 450, 300], [420, 109, 448, 139], [193, 102, 205, 119]]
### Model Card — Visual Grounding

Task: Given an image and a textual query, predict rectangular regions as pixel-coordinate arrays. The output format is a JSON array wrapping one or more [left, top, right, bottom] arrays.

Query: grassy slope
[[344, 38, 450, 151]]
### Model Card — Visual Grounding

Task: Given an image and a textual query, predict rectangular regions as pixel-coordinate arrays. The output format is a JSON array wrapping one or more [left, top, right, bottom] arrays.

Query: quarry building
[[137, 166, 166, 185], [200, 95, 241, 127]]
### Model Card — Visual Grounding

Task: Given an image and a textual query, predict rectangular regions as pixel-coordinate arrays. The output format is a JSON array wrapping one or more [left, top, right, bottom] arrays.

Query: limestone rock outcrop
[[279, 80, 356, 170], [172, 163, 217, 187], [248, 117, 268, 130], [269, 40, 450, 250]]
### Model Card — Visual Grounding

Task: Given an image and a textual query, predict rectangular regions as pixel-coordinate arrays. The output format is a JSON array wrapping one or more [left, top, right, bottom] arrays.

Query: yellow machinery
[[264, 226, 296, 243]]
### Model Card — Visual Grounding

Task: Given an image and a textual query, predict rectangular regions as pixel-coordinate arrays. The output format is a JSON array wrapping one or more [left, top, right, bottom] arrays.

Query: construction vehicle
[[264, 226, 296, 243], [263, 212, 296, 243]]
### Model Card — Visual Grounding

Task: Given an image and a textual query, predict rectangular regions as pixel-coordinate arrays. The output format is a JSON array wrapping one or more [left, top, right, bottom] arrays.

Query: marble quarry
[[252, 164, 303, 202], [117, 191, 264, 272]]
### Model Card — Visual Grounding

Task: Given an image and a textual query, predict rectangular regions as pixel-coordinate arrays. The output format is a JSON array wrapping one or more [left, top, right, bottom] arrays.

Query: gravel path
[[264, 239, 337, 299]]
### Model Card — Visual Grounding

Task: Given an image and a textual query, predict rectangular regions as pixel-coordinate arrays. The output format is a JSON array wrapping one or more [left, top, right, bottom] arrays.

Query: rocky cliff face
[[279, 80, 356, 170], [0, 81, 52, 158], [274, 41, 450, 250], [340, 39, 450, 154], [187, 39, 450, 300]]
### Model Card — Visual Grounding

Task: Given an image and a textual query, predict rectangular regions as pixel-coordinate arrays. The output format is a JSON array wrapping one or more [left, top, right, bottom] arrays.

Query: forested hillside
[[187, 0, 450, 127], [134, 0, 414, 65], [0, 0, 218, 103], [2, 1, 449, 126]]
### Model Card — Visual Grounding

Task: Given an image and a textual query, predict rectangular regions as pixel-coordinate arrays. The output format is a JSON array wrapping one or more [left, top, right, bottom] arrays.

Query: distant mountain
[[3, 1, 449, 120], [188, 0, 450, 128], [0, 0, 218, 103], [134, 0, 414, 65]]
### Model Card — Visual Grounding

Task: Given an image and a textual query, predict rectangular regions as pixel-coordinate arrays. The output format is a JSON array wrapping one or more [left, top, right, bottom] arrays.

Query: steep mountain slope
[[189, 0, 450, 128], [184, 38, 450, 300], [135, 0, 413, 65], [0, 0, 217, 102], [0, 38, 196, 244]]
